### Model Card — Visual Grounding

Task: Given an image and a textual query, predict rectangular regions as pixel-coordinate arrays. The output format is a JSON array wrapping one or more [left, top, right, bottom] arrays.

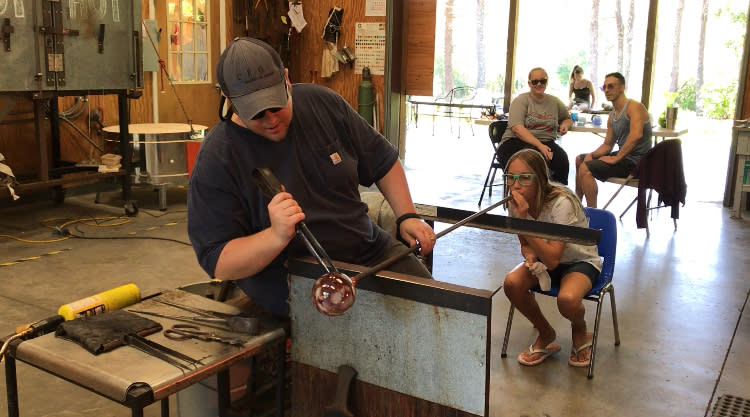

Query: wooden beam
[[503, 0, 518, 115], [641, 0, 659, 109]]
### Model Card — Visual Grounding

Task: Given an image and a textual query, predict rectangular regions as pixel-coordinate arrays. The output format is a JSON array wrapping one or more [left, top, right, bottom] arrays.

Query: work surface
[[5, 289, 285, 410]]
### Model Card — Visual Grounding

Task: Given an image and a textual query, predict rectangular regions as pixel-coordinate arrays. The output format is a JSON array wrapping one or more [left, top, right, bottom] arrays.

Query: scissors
[[164, 324, 245, 346]]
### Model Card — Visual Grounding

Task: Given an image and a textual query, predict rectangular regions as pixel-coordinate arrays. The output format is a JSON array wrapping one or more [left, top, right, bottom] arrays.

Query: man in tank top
[[574, 72, 652, 208]]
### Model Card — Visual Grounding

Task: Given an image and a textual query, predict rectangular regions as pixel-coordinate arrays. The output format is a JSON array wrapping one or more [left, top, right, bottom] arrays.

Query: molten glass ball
[[311, 271, 356, 316]]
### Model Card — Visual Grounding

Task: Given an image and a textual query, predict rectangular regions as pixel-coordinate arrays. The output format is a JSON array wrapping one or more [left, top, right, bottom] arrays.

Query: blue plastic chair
[[500, 207, 621, 379]]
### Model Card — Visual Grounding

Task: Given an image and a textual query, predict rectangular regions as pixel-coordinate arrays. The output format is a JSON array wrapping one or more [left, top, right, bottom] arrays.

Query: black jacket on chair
[[632, 139, 687, 229]]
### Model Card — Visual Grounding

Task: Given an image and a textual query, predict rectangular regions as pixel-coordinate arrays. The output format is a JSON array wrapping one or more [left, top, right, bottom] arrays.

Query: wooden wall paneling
[[0, 96, 48, 177], [404, 0, 437, 97], [229, 0, 290, 64], [286, 1, 386, 131]]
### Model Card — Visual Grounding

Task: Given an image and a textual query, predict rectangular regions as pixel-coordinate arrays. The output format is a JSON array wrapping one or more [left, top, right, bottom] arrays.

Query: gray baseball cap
[[216, 37, 288, 121]]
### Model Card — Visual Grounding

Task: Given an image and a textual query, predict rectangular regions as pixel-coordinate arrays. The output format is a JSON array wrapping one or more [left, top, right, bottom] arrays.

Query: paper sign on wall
[[354, 22, 386, 75], [366, 0, 386, 16]]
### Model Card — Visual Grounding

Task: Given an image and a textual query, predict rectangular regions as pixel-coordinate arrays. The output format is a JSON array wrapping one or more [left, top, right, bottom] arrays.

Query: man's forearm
[[376, 160, 417, 217], [590, 143, 612, 159], [612, 135, 642, 162], [214, 229, 288, 280]]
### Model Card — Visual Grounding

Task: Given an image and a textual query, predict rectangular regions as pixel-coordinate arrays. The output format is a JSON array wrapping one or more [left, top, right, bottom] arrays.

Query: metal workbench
[[3, 290, 287, 417]]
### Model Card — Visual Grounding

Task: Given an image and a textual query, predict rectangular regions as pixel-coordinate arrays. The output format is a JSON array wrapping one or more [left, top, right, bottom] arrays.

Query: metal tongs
[[252, 168, 340, 274]]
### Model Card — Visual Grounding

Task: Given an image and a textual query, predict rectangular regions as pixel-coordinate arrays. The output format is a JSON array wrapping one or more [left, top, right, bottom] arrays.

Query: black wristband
[[395, 213, 421, 246]]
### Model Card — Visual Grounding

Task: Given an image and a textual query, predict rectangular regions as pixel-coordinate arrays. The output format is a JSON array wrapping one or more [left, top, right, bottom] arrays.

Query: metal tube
[[298, 222, 339, 273], [350, 195, 512, 284]]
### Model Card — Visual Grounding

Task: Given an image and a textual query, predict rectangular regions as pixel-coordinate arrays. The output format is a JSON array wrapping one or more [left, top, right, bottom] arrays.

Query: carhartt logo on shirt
[[330, 152, 342, 165]]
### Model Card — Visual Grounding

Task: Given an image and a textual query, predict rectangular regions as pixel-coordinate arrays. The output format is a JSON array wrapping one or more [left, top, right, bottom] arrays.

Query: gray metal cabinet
[[1, 0, 142, 92]]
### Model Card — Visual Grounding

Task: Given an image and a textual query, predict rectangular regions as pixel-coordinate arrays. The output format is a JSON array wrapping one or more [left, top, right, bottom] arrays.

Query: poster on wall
[[365, 0, 386, 16], [354, 22, 386, 75]]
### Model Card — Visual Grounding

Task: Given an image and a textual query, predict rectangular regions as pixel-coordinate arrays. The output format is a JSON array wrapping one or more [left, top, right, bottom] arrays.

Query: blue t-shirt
[[187, 83, 399, 316]]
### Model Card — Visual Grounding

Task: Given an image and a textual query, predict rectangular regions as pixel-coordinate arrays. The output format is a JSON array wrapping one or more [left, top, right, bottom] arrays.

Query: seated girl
[[502, 149, 602, 367]]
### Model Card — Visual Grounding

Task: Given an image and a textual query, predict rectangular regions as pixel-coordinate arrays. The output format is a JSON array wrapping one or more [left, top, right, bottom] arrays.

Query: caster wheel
[[124, 201, 139, 217]]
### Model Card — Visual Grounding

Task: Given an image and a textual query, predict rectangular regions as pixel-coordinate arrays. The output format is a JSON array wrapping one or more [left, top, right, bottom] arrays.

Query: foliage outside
[[677, 78, 697, 111], [703, 81, 738, 119], [432, 0, 746, 120]]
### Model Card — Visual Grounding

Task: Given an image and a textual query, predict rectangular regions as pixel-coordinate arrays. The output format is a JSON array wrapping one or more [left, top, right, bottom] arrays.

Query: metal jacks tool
[[129, 309, 259, 335], [252, 167, 340, 274], [121, 333, 203, 371]]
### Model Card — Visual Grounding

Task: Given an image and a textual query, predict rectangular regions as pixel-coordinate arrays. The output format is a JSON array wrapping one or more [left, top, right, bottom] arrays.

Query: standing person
[[502, 149, 602, 367], [187, 37, 435, 318], [496, 67, 573, 185], [568, 65, 595, 111], [574, 72, 652, 208]]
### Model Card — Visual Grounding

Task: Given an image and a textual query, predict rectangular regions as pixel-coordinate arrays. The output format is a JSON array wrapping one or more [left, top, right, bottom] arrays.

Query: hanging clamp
[[2, 18, 13, 52], [97, 24, 105, 53]]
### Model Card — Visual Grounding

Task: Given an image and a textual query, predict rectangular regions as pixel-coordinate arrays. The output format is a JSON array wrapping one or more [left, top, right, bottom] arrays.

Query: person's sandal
[[517, 342, 561, 366], [568, 342, 593, 367]]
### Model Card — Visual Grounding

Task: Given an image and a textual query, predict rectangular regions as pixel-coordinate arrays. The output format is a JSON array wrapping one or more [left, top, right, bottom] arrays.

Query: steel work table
[[3, 289, 287, 417]]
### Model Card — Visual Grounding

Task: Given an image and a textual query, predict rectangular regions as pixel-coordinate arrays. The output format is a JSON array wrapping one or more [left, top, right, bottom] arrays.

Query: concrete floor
[[0, 118, 749, 416]]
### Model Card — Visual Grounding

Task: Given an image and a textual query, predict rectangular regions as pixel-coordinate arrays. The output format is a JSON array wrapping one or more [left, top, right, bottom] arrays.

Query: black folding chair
[[478, 119, 508, 206]]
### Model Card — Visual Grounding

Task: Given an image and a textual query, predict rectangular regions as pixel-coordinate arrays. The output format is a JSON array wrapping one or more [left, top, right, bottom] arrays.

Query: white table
[[477, 118, 688, 141], [570, 123, 688, 140]]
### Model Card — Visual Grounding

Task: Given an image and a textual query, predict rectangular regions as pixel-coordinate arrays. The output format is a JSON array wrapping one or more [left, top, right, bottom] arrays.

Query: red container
[[186, 141, 201, 177]]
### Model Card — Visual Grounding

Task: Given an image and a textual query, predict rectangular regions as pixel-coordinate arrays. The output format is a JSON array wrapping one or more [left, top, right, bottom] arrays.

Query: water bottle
[[571, 105, 579, 122]]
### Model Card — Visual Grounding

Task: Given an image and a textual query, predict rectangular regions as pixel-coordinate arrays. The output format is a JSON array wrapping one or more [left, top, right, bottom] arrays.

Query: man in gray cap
[[187, 37, 434, 317]]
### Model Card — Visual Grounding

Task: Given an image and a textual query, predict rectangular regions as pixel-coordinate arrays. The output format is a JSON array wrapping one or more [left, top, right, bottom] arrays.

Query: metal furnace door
[[0, 0, 142, 92], [0, 1, 43, 92]]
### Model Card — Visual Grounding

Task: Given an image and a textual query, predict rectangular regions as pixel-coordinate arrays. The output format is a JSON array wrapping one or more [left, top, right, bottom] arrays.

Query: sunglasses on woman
[[530, 79, 548, 86]]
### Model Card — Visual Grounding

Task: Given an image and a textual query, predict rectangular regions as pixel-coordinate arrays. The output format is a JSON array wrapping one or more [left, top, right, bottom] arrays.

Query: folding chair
[[431, 86, 477, 138], [478, 119, 508, 206], [602, 139, 686, 236], [451, 86, 477, 138], [500, 207, 620, 379]]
